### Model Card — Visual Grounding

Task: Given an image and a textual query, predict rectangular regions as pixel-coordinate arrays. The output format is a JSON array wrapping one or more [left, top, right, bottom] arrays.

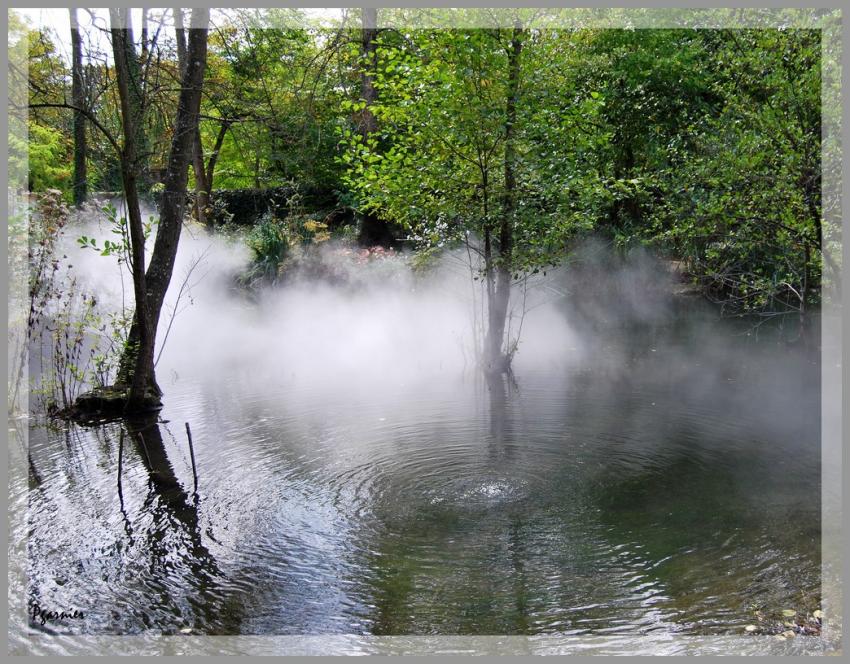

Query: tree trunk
[[114, 8, 210, 410], [110, 9, 156, 410], [173, 7, 187, 69], [358, 8, 379, 137], [192, 131, 210, 226], [122, 11, 149, 191], [484, 25, 522, 374], [205, 120, 230, 193], [140, 8, 149, 62], [354, 8, 387, 245], [174, 8, 211, 227], [69, 9, 87, 206], [200, 120, 231, 225]]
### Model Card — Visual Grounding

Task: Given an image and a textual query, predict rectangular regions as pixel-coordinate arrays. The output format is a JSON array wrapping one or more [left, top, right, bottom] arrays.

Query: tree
[[109, 7, 210, 411], [357, 8, 379, 137], [343, 27, 605, 372], [353, 7, 392, 245], [175, 7, 214, 227], [482, 23, 521, 372], [111, 9, 151, 190], [69, 8, 87, 205], [109, 7, 155, 410]]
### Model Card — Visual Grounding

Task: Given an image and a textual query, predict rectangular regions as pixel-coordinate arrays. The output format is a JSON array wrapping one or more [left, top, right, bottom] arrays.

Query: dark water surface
[[16, 313, 822, 651]]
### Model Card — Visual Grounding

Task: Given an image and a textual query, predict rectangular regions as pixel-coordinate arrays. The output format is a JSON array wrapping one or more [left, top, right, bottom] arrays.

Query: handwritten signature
[[30, 602, 85, 626]]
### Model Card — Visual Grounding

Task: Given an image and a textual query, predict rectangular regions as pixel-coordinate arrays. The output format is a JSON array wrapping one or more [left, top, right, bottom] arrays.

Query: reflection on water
[[16, 313, 823, 652]]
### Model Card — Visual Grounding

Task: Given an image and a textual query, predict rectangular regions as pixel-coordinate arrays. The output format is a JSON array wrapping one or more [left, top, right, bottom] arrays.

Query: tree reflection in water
[[103, 414, 239, 633]]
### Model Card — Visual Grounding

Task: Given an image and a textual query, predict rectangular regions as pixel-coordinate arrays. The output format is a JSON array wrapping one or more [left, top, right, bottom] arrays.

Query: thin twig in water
[[513, 277, 530, 358], [117, 428, 125, 506], [185, 422, 198, 494]]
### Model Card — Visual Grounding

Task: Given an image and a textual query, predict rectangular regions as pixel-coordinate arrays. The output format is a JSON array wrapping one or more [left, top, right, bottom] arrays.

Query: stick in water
[[117, 428, 125, 507], [185, 422, 198, 494]]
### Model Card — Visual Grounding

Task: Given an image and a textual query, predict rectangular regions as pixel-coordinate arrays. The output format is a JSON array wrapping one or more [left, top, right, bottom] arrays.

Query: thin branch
[[25, 101, 122, 155], [154, 247, 211, 368]]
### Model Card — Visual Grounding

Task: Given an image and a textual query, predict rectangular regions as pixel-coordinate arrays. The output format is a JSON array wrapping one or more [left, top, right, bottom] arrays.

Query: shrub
[[245, 212, 289, 284]]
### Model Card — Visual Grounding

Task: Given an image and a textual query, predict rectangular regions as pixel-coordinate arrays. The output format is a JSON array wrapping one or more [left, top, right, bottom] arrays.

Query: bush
[[245, 212, 289, 284]]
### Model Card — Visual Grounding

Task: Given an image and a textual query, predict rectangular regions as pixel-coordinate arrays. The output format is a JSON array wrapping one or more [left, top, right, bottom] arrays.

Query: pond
[[9, 227, 826, 654]]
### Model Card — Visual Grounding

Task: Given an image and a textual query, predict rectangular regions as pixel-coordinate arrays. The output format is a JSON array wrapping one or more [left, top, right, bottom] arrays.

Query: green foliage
[[638, 29, 823, 314], [537, 27, 825, 316], [200, 15, 348, 191], [245, 212, 290, 282], [76, 203, 154, 263], [409, 246, 443, 274], [242, 202, 334, 285], [22, 22, 75, 200], [336, 26, 824, 319], [341, 29, 606, 278], [336, 222, 360, 247], [26, 122, 72, 194], [20, 9, 828, 328], [578, 29, 719, 244]]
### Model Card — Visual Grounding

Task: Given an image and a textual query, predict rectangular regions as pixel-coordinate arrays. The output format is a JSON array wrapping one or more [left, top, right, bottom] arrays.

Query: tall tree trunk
[[110, 9, 155, 410], [69, 8, 87, 205], [484, 25, 522, 373], [356, 8, 389, 245], [111, 9, 149, 192], [140, 8, 149, 62], [358, 8, 379, 137], [205, 120, 230, 193], [114, 8, 210, 410], [175, 7, 210, 227], [192, 133, 210, 226], [201, 119, 231, 225], [173, 7, 187, 67]]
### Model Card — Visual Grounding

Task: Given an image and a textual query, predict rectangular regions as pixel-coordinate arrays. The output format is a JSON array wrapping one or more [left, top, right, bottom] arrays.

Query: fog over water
[[55, 204, 811, 399], [57, 203, 590, 389]]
